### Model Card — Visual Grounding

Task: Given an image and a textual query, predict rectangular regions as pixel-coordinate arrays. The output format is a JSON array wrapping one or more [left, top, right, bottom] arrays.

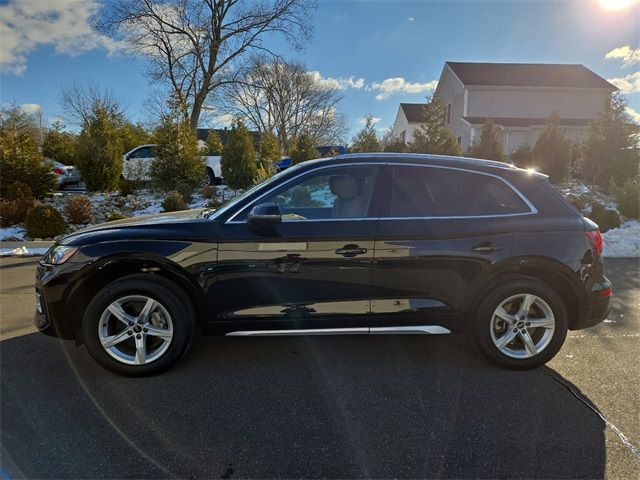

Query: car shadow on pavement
[[1, 333, 605, 479]]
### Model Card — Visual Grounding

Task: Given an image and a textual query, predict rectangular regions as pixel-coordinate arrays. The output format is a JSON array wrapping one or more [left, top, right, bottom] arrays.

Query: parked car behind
[[49, 160, 81, 189], [122, 144, 222, 186], [35, 153, 612, 376]]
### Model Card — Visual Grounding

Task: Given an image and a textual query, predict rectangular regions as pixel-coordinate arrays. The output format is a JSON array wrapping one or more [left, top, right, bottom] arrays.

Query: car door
[[124, 146, 154, 181], [371, 164, 533, 327], [213, 164, 383, 331]]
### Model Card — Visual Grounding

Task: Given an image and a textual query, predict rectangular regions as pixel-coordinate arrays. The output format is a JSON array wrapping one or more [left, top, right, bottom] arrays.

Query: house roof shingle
[[462, 117, 593, 128], [400, 103, 428, 123], [446, 62, 617, 90]]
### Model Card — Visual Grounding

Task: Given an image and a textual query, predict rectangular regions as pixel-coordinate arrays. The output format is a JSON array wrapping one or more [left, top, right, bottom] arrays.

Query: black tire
[[468, 277, 568, 370], [202, 168, 216, 187], [82, 275, 195, 376]]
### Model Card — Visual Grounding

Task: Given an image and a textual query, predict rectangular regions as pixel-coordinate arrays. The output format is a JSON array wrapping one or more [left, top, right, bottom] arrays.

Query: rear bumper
[[572, 278, 612, 330]]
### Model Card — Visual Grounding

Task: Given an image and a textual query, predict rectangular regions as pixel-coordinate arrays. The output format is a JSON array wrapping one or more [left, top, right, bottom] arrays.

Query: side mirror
[[247, 202, 281, 229]]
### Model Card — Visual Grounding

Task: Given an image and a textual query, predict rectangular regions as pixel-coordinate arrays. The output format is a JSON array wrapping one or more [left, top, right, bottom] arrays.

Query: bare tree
[[100, 0, 316, 129], [58, 80, 124, 127], [223, 56, 348, 150]]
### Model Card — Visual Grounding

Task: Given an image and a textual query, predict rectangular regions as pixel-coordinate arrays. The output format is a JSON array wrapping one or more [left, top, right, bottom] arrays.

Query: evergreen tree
[[289, 133, 317, 165], [409, 98, 462, 156], [468, 120, 505, 162], [76, 107, 124, 191], [381, 130, 407, 153], [150, 97, 204, 194], [221, 119, 257, 190], [533, 113, 571, 183], [0, 106, 56, 198], [582, 93, 639, 187], [42, 120, 77, 165], [206, 130, 224, 155], [119, 122, 150, 153], [510, 143, 533, 168], [350, 116, 381, 153], [258, 130, 281, 173]]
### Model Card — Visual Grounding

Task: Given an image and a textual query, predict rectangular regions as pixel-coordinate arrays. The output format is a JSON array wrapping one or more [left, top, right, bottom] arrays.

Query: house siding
[[466, 88, 610, 119]]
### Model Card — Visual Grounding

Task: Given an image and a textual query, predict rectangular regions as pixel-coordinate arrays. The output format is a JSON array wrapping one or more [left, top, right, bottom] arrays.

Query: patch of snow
[[188, 193, 209, 209], [603, 220, 640, 258], [131, 203, 163, 216], [0, 246, 49, 257], [0, 226, 26, 241]]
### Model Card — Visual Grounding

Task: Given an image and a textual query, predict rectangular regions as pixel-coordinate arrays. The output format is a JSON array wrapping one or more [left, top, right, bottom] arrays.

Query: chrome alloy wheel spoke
[[98, 295, 174, 366]]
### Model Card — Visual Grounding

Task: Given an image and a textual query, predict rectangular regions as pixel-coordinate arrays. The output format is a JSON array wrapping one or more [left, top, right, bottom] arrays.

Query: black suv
[[35, 154, 612, 375]]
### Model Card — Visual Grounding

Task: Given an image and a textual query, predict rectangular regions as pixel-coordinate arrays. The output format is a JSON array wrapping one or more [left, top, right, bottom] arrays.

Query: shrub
[[0, 106, 56, 198], [42, 121, 77, 165], [176, 182, 193, 204], [201, 185, 217, 199], [289, 133, 317, 165], [150, 97, 204, 193], [64, 195, 93, 224], [206, 130, 224, 156], [533, 114, 571, 183], [76, 108, 124, 191], [106, 212, 128, 222], [4, 180, 33, 200], [566, 194, 586, 212], [510, 143, 533, 168], [25, 204, 66, 238], [221, 119, 257, 190], [588, 202, 621, 233], [615, 178, 639, 219], [0, 197, 35, 227], [118, 177, 136, 197], [468, 120, 505, 162], [162, 191, 187, 212]]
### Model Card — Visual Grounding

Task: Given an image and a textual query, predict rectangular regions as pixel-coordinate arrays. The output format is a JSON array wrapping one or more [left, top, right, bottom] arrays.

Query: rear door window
[[387, 166, 531, 218]]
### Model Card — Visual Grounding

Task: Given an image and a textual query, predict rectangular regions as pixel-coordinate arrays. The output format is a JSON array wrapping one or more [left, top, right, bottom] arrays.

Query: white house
[[390, 62, 617, 156]]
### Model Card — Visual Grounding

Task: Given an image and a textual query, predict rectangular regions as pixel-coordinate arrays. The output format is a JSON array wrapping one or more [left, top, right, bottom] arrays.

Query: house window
[[446, 103, 452, 125], [457, 136, 462, 146], [401, 130, 406, 142]]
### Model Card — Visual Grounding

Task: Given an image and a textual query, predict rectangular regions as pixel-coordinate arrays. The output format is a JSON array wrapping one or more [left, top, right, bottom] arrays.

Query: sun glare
[[599, 0, 638, 11]]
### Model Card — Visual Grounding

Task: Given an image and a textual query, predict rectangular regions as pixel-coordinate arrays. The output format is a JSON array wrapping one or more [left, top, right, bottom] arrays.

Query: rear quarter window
[[388, 166, 532, 217]]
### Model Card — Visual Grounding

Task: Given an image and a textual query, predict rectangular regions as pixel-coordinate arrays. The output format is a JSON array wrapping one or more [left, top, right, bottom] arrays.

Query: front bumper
[[34, 262, 78, 340]]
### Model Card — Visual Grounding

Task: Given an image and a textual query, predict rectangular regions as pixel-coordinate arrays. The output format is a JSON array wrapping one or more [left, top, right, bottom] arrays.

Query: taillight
[[585, 229, 603, 256], [53, 168, 64, 175]]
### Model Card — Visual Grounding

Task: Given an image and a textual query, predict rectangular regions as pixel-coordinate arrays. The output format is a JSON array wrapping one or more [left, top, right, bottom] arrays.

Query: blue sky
[[1, 0, 639, 137]]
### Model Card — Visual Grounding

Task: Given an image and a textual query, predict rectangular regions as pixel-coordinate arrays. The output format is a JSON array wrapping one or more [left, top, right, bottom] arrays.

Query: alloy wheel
[[490, 293, 555, 359], [98, 295, 174, 365]]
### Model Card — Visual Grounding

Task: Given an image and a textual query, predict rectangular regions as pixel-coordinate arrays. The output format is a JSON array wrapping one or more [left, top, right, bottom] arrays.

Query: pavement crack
[[543, 366, 640, 462]]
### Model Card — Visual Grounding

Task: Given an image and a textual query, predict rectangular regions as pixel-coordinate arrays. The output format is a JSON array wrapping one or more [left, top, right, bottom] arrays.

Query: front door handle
[[335, 244, 368, 257], [472, 241, 503, 254]]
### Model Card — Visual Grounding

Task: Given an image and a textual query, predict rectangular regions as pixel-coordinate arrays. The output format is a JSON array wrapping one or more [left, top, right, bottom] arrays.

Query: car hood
[[59, 208, 220, 246]]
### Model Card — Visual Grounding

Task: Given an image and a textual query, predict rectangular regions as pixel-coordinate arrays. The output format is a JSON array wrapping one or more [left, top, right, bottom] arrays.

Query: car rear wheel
[[202, 168, 216, 187], [469, 278, 568, 369], [83, 275, 194, 376]]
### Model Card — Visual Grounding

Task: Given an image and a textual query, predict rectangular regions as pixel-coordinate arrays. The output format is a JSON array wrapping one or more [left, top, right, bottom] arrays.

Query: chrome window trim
[[225, 161, 537, 224]]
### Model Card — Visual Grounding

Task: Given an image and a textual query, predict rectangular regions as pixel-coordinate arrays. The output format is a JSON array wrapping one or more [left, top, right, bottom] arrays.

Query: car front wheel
[[470, 278, 568, 370], [82, 275, 194, 376]]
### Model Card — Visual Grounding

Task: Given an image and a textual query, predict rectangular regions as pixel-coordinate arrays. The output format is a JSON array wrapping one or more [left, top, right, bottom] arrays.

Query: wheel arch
[[464, 256, 587, 330], [64, 255, 207, 343]]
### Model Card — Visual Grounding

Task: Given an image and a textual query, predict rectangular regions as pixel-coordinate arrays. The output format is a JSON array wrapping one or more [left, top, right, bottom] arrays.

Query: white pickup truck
[[122, 144, 223, 186]]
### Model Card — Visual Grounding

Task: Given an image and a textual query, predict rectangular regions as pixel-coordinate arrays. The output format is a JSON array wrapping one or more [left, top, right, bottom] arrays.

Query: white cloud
[[309, 71, 366, 90], [358, 116, 381, 126], [608, 71, 640, 93], [626, 106, 640, 124], [0, 0, 123, 75], [19, 103, 42, 115], [407, 17, 415, 22], [369, 77, 438, 100], [605, 45, 640, 67]]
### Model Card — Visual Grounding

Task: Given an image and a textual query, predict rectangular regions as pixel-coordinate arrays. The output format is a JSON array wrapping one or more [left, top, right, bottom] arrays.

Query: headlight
[[43, 246, 78, 265]]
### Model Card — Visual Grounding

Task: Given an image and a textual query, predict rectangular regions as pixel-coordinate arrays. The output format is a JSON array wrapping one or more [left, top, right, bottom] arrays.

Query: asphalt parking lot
[[1, 256, 638, 479]]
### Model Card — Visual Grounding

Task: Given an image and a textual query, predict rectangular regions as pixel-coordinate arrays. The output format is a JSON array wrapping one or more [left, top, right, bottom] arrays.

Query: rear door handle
[[472, 242, 503, 254], [335, 244, 368, 257]]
